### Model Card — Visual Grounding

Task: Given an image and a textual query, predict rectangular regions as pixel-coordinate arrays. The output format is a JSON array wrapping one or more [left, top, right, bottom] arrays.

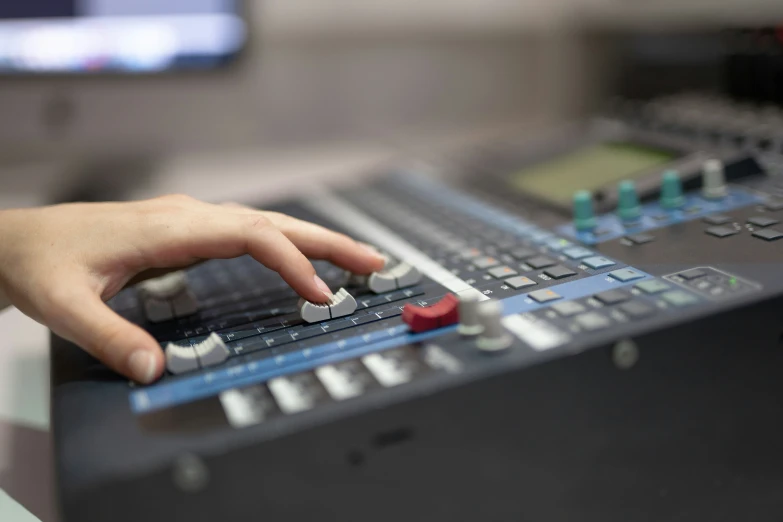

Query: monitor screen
[[510, 142, 677, 206], [0, 1, 246, 73]]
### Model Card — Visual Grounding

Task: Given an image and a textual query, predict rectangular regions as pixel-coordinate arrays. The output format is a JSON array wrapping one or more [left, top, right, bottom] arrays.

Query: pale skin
[[0, 194, 385, 384]]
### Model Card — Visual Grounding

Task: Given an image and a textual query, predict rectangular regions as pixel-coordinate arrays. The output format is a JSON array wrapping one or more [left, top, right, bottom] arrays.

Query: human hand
[[0, 195, 385, 383]]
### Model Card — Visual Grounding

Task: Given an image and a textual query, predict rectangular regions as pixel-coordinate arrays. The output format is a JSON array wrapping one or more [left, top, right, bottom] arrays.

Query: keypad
[[582, 256, 615, 270]]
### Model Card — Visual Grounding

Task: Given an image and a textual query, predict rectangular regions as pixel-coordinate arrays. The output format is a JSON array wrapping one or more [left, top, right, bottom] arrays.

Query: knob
[[402, 293, 459, 333], [572, 190, 597, 231], [457, 292, 484, 336], [475, 300, 513, 353], [701, 159, 727, 199], [617, 180, 641, 222], [660, 170, 685, 209]]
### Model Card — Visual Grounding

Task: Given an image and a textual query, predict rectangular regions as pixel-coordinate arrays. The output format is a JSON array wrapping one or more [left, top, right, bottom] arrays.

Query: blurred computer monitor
[[0, 1, 254, 201]]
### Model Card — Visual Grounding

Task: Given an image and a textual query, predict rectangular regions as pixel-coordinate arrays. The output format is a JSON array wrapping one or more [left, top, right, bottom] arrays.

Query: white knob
[[475, 300, 513, 353], [457, 292, 484, 336], [702, 159, 727, 200]]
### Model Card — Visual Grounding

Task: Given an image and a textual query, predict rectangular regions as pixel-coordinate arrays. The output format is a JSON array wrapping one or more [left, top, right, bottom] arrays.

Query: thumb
[[46, 286, 164, 383]]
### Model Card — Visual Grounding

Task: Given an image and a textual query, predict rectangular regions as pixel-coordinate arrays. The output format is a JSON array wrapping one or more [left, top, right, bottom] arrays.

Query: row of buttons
[[526, 268, 646, 304]]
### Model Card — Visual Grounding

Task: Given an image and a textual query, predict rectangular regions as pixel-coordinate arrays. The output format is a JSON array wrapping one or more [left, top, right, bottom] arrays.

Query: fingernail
[[128, 350, 157, 384], [314, 275, 333, 297]]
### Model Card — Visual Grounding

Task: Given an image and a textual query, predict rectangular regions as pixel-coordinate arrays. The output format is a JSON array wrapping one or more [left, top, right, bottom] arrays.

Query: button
[[143, 298, 174, 323], [192, 333, 230, 368], [679, 268, 707, 280], [526, 255, 556, 269], [528, 289, 562, 303], [572, 190, 597, 231], [475, 300, 513, 352], [457, 292, 483, 336], [703, 214, 732, 225], [594, 289, 631, 305], [488, 266, 519, 279], [752, 228, 783, 241], [139, 271, 188, 300], [544, 265, 577, 280], [747, 216, 780, 227], [705, 226, 739, 238], [701, 159, 727, 199], [300, 287, 358, 323], [506, 276, 537, 290], [543, 238, 572, 251], [635, 280, 671, 294], [583, 256, 616, 270], [661, 290, 699, 307], [165, 343, 199, 374], [402, 293, 459, 333], [473, 256, 500, 269], [608, 268, 645, 282], [574, 312, 611, 331], [366, 262, 422, 293], [563, 247, 593, 260], [660, 170, 685, 209], [625, 233, 654, 245], [459, 247, 483, 259], [510, 247, 537, 260], [617, 180, 642, 222], [764, 199, 783, 211], [550, 300, 587, 317], [618, 300, 656, 319]]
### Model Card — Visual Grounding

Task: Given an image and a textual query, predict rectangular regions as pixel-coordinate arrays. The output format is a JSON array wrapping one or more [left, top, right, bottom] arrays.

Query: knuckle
[[243, 213, 273, 232]]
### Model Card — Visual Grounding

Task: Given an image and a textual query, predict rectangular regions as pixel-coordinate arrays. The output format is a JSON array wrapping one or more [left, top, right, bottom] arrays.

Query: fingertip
[[127, 349, 163, 384], [356, 242, 387, 272]]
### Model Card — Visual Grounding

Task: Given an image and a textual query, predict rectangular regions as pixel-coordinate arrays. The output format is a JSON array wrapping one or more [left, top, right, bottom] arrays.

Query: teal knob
[[573, 190, 597, 231], [617, 180, 641, 222], [660, 170, 685, 209]]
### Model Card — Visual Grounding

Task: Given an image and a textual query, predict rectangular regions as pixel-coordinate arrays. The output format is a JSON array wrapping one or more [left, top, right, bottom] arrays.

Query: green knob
[[573, 190, 597, 231], [660, 170, 685, 209], [617, 180, 641, 222]]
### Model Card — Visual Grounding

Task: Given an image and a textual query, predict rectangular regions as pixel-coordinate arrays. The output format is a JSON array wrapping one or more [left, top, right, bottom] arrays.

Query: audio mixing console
[[52, 96, 783, 522]]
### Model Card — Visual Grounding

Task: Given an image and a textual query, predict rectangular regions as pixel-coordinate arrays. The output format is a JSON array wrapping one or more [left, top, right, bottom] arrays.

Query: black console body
[[51, 99, 783, 521]]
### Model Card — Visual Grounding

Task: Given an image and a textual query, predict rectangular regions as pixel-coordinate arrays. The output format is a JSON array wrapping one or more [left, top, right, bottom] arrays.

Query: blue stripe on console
[[129, 271, 652, 413]]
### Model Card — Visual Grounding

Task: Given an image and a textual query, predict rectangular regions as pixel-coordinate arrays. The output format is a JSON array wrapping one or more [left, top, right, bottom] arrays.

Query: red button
[[402, 293, 460, 333]]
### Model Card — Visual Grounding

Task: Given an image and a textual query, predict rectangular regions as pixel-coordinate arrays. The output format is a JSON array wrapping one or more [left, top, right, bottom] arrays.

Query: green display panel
[[510, 142, 677, 205]]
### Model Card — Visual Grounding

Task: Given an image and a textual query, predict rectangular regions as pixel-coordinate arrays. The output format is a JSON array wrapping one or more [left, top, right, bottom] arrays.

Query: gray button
[[703, 214, 732, 225], [705, 226, 739, 238], [562, 247, 593, 260], [618, 300, 656, 319], [328, 288, 358, 318], [528, 289, 562, 303], [526, 256, 556, 269], [635, 280, 671, 294], [608, 268, 645, 282], [594, 289, 631, 305], [582, 256, 615, 269], [510, 247, 537, 260], [661, 290, 699, 307], [506, 276, 537, 289], [165, 343, 200, 374], [679, 268, 707, 280], [473, 256, 501, 269], [574, 312, 611, 331], [459, 247, 483, 259], [752, 228, 783, 241], [625, 233, 655, 245], [551, 300, 586, 317], [544, 265, 577, 280], [193, 333, 230, 368], [144, 298, 173, 323], [747, 216, 779, 227], [488, 266, 519, 279]]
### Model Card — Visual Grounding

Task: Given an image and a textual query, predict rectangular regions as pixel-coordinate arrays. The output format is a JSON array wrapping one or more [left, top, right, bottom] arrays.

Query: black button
[[594, 289, 631, 305], [510, 247, 537, 260], [703, 214, 732, 225], [705, 226, 739, 238], [747, 216, 780, 227], [625, 233, 655, 245], [526, 255, 556, 269], [679, 268, 707, 280], [752, 228, 783, 241], [618, 300, 656, 319], [765, 199, 783, 211], [544, 265, 577, 280]]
